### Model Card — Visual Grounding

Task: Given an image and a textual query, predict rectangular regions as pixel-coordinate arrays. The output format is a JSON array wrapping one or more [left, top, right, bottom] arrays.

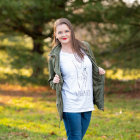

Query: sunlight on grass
[[0, 67, 32, 77], [0, 95, 66, 139], [0, 36, 33, 49], [1, 64, 140, 82], [0, 106, 4, 112], [106, 68, 140, 80], [6, 97, 57, 113], [0, 117, 64, 135], [0, 93, 139, 140]]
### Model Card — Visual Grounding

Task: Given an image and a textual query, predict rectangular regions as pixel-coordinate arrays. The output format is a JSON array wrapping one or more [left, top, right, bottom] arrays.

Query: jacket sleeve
[[48, 55, 56, 90]]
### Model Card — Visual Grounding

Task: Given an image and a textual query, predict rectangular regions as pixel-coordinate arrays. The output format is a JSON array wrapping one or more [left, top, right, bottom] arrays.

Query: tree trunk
[[32, 64, 44, 78], [31, 38, 44, 77], [32, 38, 44, 54]]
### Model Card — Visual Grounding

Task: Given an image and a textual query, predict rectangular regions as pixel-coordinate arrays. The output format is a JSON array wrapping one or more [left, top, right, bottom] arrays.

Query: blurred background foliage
[[0, 0, 140, 86], [0, 1, 140, 139]]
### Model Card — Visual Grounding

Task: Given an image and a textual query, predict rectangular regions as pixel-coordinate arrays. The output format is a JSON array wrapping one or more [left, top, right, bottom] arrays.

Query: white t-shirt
[[60, 50, 94, 112]]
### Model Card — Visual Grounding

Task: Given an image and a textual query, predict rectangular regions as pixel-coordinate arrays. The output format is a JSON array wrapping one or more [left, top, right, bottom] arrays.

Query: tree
[[0, 0, 139, 77], [0, 0, 70, 76]]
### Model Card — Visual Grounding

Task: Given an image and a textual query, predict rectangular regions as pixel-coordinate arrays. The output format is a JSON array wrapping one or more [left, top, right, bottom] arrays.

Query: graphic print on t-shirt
[[72, 59, 91, 97], [72, 59, 88, 90]]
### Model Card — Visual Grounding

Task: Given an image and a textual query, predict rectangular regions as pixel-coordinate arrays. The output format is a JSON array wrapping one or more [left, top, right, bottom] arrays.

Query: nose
[[62, 32, 66, 37]]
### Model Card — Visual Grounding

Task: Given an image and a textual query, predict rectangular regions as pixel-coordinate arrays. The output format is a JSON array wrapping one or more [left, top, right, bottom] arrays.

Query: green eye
[[58, 31, 62, 34]]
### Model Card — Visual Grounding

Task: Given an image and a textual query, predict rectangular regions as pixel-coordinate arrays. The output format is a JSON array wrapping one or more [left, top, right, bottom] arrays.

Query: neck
[[61, 42, 73, 52]]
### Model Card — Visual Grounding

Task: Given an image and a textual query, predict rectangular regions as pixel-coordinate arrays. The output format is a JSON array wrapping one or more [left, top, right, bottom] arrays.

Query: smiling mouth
[[62, 38, 67, 40]]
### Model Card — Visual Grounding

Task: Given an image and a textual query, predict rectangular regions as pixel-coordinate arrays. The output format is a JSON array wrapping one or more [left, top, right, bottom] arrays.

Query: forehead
[[56, 24, 70, 32]]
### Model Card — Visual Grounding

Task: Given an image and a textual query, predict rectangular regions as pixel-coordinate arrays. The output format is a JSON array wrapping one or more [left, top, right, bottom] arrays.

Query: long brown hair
[[52, 18, 87, 60]]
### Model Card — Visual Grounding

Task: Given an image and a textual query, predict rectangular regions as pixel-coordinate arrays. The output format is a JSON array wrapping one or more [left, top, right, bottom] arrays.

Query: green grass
[[0, 91, 139, 140]]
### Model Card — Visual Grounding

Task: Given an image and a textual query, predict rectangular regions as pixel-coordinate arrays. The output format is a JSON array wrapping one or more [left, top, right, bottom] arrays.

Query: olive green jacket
[[48, 41, 105, 123]]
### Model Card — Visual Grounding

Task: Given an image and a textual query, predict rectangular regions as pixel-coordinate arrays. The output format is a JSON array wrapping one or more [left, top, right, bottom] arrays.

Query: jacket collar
[[49, 42, 89, 56], [49, 43, 61, 56]]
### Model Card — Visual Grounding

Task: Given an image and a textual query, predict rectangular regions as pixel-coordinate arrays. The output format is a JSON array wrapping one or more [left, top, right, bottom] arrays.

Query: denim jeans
[[63, 111, 92, 140]]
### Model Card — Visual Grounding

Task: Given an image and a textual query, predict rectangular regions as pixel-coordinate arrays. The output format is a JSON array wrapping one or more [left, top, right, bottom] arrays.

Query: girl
[[48, 18, 105, 140]]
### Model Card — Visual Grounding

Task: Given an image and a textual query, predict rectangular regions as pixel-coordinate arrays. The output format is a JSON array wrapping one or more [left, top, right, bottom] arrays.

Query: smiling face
[[55, 24, 72, 45]]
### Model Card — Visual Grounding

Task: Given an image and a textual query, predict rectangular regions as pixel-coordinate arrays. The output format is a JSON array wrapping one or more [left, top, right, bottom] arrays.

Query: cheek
[[68, 33, 72, 38]]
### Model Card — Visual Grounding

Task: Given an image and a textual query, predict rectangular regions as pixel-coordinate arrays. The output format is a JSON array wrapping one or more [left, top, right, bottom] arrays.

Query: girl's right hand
[[53, 74, 60, 83]]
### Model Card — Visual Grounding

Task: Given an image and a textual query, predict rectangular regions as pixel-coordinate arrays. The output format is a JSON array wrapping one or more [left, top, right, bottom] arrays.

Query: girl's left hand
[[98, 67, 106, 75]]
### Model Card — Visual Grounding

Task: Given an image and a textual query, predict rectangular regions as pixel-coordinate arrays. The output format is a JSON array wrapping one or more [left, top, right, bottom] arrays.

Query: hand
[[53, 74, 60, 83], [98, 67, 106, 75]]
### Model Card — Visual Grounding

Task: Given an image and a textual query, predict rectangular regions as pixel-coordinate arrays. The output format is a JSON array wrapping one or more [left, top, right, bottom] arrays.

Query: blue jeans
[[63, 111, 92, 140]]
